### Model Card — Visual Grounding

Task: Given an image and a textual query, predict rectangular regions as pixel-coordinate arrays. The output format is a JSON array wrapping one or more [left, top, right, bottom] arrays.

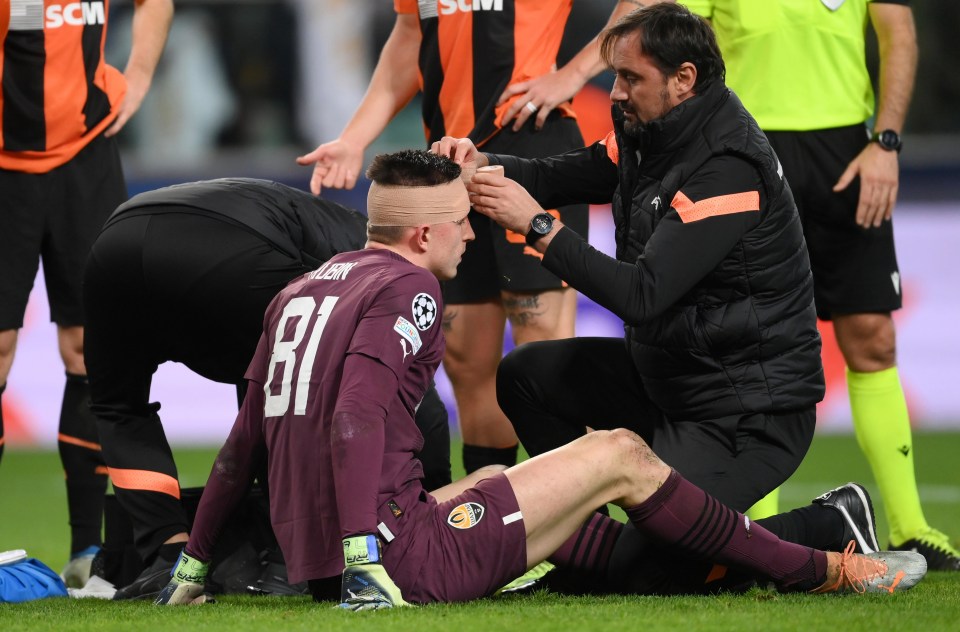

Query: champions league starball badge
[[412, 293, 437, 331]]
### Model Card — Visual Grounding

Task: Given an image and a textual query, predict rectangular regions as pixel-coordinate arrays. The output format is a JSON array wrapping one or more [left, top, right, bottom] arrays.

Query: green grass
[[2, 433, 959, 630]]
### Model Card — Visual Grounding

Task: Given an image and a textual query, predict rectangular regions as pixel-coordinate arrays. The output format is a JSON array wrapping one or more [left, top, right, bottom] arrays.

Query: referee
[[684, 0, 958, 570]]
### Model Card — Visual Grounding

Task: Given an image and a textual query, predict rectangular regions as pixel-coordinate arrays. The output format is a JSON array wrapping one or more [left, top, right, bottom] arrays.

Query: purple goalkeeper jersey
[[193, 248, 445, 583]]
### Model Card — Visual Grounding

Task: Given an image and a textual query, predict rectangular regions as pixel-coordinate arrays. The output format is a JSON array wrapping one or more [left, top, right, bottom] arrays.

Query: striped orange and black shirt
[[1, 0, 126, 173], [395, 0, 576, 146]]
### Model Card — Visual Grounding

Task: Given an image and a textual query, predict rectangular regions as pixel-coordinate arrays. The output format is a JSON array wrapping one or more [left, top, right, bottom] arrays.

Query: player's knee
[[57, 329, 86, 373], [838, 315, 897, 371], [607, 427, 646, 455], [861, 326, 896, 368], [605, 428, 665, 476], [443, 337, 498, 383], [444, 358, 497, 388]]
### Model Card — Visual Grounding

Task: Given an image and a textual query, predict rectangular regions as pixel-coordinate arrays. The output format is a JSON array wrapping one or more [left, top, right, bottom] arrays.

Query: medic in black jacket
[[434, 4, 824, 513]]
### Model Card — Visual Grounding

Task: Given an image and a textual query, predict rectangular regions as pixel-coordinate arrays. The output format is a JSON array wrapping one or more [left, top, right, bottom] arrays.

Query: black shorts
[[85, 209, 312, 385], [0, 133, 127, 329], [766, 125, 902, 320], [442, 114, 590, 303]]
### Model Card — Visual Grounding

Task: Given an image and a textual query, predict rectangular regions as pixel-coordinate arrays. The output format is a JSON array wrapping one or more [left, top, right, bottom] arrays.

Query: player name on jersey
[[308, 261, 358, 281]]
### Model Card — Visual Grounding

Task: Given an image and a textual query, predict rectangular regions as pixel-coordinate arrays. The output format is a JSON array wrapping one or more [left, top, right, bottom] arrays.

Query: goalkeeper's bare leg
[[507, 429, 925, 594]]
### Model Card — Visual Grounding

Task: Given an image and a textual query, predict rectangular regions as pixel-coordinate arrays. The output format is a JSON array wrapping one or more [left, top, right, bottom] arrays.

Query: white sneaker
[[61, 546, 99, 589]]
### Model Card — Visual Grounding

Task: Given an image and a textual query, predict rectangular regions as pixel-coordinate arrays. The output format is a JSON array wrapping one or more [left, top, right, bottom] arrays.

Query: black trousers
[[85, 210, 449, 560], [497, 337, 816, 513]]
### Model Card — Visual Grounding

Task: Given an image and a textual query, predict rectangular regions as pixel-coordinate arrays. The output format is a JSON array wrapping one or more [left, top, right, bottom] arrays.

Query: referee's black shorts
[[766, 125, 902, 320]]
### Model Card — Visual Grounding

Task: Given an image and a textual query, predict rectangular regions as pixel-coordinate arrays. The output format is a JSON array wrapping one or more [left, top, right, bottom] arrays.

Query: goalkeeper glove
[[154, 551, 209, 606], [339, 534, 409, 611]]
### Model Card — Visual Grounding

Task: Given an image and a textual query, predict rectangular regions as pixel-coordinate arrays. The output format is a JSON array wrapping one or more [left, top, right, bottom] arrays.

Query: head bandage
[[367, 179, 470, 226]]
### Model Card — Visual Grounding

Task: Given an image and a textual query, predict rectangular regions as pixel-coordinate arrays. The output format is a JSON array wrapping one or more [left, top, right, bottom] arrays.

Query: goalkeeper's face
[[427, 213, 474, 281]]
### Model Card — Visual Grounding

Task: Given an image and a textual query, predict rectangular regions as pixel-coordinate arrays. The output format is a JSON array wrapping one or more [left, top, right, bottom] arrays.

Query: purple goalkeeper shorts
[[379, 473, 528, 603]]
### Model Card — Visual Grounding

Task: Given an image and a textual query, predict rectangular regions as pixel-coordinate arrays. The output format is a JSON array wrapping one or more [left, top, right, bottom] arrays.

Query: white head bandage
[[367, 179, 470, 226]]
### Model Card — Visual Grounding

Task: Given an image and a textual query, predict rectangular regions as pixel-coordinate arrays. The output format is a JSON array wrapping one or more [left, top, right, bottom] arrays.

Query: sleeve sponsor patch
[[412, 293, 438, 331], [393, 316, 423, 354]]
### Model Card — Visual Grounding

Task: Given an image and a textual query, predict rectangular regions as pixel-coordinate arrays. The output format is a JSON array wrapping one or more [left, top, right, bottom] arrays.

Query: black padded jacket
[[489, 81, 825, 420]]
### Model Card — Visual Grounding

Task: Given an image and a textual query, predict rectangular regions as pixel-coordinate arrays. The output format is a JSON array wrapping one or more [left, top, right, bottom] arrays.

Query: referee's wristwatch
[[525, 212, 555, 246], [871, 129, 902, 153]]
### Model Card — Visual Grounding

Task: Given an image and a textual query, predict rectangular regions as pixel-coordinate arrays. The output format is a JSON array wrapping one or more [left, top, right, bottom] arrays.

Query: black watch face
[[878, 130, 901, 151], [532, 213, 553, 234]]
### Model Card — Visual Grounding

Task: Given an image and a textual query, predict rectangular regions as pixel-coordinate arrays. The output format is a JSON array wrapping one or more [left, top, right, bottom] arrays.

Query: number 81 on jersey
[[264, 295, 339, 417]]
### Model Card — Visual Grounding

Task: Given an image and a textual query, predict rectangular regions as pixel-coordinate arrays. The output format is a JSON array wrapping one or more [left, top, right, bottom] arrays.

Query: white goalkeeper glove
[[154, 551, 210, 606], [339, 534, 409, 611]]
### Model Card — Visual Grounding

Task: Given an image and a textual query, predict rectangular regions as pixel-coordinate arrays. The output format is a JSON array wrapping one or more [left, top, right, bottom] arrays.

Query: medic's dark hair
[[600, 2, 725, 92]]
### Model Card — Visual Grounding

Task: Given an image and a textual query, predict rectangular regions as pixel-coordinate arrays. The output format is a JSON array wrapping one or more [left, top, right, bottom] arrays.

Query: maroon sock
[[625, 470, 828, 589], [549, 512, 624, 578]]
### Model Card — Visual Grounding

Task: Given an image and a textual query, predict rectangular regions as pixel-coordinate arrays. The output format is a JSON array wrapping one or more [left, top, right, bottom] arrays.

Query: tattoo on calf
[[442, 308, 457, 332]]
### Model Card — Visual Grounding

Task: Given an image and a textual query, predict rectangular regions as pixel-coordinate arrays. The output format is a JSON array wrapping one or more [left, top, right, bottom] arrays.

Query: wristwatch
[[525, 212, 555, 246], [871, 129, 902, 153]]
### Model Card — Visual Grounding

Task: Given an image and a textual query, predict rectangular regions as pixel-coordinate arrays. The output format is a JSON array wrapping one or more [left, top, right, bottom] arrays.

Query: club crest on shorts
[[447, 502, 485, 529], [412, 293, 437, 331]]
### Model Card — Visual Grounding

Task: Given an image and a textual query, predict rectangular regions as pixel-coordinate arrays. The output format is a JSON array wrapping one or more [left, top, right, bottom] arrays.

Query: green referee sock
[[747, 487, 780, 521], [847, 366, 927, 545]]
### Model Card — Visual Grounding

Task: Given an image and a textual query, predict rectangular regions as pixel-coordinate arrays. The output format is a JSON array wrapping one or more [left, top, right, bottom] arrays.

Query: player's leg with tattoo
[[442, 300, 519, 472], [502, 287, 576, 346]]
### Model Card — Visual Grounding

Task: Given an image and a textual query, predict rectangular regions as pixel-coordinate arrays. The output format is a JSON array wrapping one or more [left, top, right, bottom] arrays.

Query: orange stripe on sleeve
[[57, 433, 102, 452], [108, 467, 181, 499], [600, 130, 619, 165], [671, 190, 760, 224]]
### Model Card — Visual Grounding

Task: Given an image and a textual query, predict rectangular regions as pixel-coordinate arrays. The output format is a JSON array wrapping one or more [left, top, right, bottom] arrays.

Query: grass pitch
[[1, 433, 959, 630]]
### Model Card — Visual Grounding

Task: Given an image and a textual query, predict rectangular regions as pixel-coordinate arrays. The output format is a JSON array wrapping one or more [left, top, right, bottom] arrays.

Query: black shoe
[[113, 551, 180, 600], [245, 554, 309, 596], [812, 482, 879, 554], [890, 528, 960, 571]]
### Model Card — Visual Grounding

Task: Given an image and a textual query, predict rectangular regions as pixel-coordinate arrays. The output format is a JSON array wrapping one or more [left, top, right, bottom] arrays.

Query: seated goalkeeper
[[156, 150, 924, 608]]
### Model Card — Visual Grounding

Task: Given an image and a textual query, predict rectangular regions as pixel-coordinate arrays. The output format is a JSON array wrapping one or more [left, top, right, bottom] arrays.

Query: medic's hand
[[431, 136, 489, 184]]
